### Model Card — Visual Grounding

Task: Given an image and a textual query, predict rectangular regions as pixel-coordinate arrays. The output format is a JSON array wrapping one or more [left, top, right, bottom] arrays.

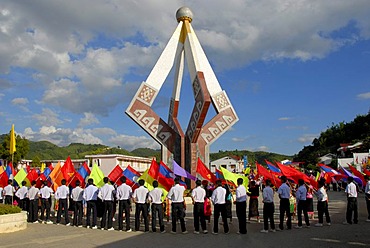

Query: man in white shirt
[[83, 178, 99, 229], [116, 176, 132, 232], [365, 176, 370, 222], [132, 179, 149, 232], [55, 179, 70, 226], [235, 178, 247, 234], [314, 179, 331, 227], [71, 180, 84, 227], [261, 179, 275, 233], [27, 180, 39, 223], [191, 179, 207, 234], [149, 180, 165, 233], [39, 181, 54, 224], [295, 179, 310, 228], [99, 177, 115, 231], [0, 186, 4, 204], [211, 180, 229, 234], [167, 177, 187, 234], [4, 179, 15, 205], [344, 176, 358, 224], [277, 176, 291, 230], [15, 181, 28, 211]]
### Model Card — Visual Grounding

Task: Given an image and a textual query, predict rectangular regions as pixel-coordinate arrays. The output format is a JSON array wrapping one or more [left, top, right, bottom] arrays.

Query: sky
[[0, 0, 369, 156]]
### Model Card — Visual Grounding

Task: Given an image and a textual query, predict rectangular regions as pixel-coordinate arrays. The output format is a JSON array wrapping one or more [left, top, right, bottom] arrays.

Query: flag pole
[[11, 154, 14, 206]]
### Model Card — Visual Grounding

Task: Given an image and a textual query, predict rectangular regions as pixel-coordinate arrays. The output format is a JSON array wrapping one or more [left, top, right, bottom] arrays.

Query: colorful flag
[[61, 156, 76, 183], [265, 160, 281, 174], [69, 171, 86, 188], [196, 158, 217, 184], [14, 168, 27, 186], [122, 165, 141, 189], [339, 166, 363, 186], [256, 162, 281, 188], [108, 165, 124, 184], [49, 162, 64, 191], [157, 161, 175, 191], [89, 164, 105, 187], [276, 162, 309, 184], [25, 168, 40, 187], [173, 160, 196, 181], [78, 162, 91, 179], [139, 168, 155, 191], [0, 171, 9, 187], [43, 164, 53, 179], [40, 163, 46, 173], [348, 164, 366, 186], [5, 162, 15, 179], [220, 166, 249, 190], [9, 124, 16, 155], [215, 169, 224, 180]]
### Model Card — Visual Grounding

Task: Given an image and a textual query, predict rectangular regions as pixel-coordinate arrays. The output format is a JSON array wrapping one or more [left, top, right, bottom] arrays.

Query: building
[[210, 156, 243, 173]]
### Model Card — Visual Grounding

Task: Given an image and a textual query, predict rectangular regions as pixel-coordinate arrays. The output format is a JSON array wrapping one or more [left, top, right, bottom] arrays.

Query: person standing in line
[[247, 180, 260, 223], [306, 186, 315, 220], [148, 180, 166, 233], [55, 179, 70, 226], [83, 178, 99, 229], [344, 176, 358, 224], [191, 179, 208, 234], [314, 179, 331, 227], [261, 179, 276, 233], [0, 185, 4, 203], [132, 179, 149, 232], [15, 181, 28, 211], [39, 181, 54, 224], [99, 177, 115, 231], [71, 180, 84, 227], [27, 180, 39, 223], [235, 178, 247, 234], [4, 179, 15, 205], [295, 179, 310, 228], [224, 184, 233, 224], [365, 176, 370, 222], [277, 176, 292, 230], [116, 176, 132, 232], [167, 177, 187, 234], [211, 180, 229, 235]]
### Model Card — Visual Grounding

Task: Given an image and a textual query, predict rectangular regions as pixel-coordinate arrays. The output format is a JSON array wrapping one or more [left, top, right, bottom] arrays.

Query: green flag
[[220, 167, 249, 191], [89, 164, 104, 187], [14, 168, 27, 186]]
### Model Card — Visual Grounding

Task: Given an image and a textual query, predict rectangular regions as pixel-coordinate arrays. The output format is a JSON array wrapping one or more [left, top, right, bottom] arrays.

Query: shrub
[[0, 204, 22, 215]]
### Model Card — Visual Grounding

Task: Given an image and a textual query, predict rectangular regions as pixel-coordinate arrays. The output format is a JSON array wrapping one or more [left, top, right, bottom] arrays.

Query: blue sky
[[0, 0, 369, 156]]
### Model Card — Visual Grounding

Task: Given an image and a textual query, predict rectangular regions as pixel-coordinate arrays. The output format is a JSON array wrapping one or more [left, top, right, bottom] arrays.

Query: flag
[[318, 164, 345, 181], [122, 165, 141, 189], [0, 165, 4, 175], [243, 155, 248, 169], [215, 169, 224, 180], [5, 162, 15, 179], [69, 171, 86, 188], [108, 165, 124, 184], [219, 166, 249, 189], [265, 160, 281, 174], [78, 162, 91, 179], [339, 166, 363, 186], [40, 163, 46, 173], [49, 162, 64, 191], [139, 168, 155, 191], [148, 159, 160, 179], [256, 162, 281, 188], [173, 160, 196, 181], [14, 168, 27, 186], [348, 164, 366, 186], [157, 161, 175, 191], [25, 168, 40, 187], [9, 124, 16, 154], [0, 171, 9, 187], [43, 164, 53, 179], [89, 164, 105, 187], [61, 156, 76, 183], [276, 162, 310, 184], [196, 158, 217, 184], [364, 168, 370, 176]]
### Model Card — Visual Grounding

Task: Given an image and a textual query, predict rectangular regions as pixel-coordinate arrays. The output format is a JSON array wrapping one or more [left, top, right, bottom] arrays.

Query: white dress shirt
[[263, 186, 274, 203], [4, 185, 15, 196], [345, 182, 357, 198], [191, 186, 206, 203], [167, 184, 185, 203], [278, 183, 290, 199], [27, 186, 39, 200], [133, 186, 149, 204], [235, 185, 247, 202], [99, 183, 115, 201], [71, 186, 84, 201], [315, 186, 328, 202], [211, 186, 226, 205], [295, 185, 307, 202], [149, 188, 163, 204], [39, 186, 54, 199], [55, 185, 69, 200], [15, 186, 28, 200], [83, 184, 99, 201], [116, 183, 132, 200]]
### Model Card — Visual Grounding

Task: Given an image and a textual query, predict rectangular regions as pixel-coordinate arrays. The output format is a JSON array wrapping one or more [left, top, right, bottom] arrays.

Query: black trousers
[[118, 199, 131, 231], [171, 202, 186, 232], [279, 198, 291, 229], [366, 194, 370, 220], [40, 198, 51, 221], [297, 200, 310, 226], [193, 202, 207, 232], [86, 200, 97, 227], [151, 203, 165, 232], [213, 204, 229, 233], [236, 201, 247, 234], [19, 198, 29, 211], [317, 201, 331, 224], [346, 197, 358, 224], [101, 200, 113, 229], [28, 199, 39, 222], [57, 198, 69, 224], [5, 195, 12, 205], [73, 201, 83, 226], [135, 203, 149, 231], [263, 202, 275, 231]]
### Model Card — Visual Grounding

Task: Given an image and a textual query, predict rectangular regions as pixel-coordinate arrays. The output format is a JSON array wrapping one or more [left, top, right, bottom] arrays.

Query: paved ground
[[0, 191, 369, 248]]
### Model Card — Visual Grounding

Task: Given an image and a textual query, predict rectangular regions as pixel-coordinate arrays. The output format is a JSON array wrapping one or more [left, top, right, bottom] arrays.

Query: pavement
[[0, 191, 369, 248]]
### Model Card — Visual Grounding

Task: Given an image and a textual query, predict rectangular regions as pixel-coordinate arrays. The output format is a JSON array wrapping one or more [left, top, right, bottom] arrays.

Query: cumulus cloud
[[109, 134, 160, 151], [357, 92, 370, 100], [11, 97, 29, 105], [32, 108, 63, 126], [78, 112, 100, 127], [298, 134, 318, 143]]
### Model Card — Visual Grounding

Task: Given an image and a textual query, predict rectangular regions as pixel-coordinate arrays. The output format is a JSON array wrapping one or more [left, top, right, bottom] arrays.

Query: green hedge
[[0, 204, 22, 215]]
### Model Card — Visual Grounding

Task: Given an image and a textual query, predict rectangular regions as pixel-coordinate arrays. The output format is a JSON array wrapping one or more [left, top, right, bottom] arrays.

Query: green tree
[[0, 133, 29, 164], [31, 155, 41, 168]]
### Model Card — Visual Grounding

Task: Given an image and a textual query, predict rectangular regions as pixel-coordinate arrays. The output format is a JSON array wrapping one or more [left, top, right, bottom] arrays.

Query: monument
[[126, 7, 238, 185]]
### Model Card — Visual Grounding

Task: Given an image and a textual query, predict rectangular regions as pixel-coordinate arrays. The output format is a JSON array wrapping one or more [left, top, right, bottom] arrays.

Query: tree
[[31, 155, 41, 168], [0, 133, 29, 164]]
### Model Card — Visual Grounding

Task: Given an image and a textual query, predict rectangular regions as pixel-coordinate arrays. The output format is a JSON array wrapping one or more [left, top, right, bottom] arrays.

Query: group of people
[[1, 174, 370, 235]]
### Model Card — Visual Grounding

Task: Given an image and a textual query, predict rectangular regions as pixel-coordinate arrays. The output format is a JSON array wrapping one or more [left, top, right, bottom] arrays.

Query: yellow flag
[[9, 124, 16, 154], [89, 163, 105, 187], [220, 167, 249, 191], [40, 163, 46, 173], [139, 168, 168, 198], [14, 168, 27, 186]]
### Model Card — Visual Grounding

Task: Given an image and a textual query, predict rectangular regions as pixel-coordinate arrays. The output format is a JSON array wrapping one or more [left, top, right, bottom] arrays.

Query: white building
[[210, 156, 243, 173]]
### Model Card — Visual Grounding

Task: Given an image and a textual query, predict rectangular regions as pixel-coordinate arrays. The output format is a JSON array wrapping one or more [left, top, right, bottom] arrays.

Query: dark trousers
[[236, 201, 247, 234], [297, 200, 310, 226], [5, 195, 12, 205], [135, 203, 149, 231], [118, 199, 131, 231], [171, 202, 186, 232], [366, 194, 370, 220], [151, 203, 165, 232], [86, 200, 97, 227], [346, 197, 358, 224], [279, 198, 291, 230], [101, 201, 113, 229], [28, 199, 38, 222], [193, 202, 207, 232], [19, 198, 28, 211], [57, 198, 69, 224], [213, 204, 229, 233], [317, 201, 331, 224], [73, 201, 83, 226], [40, 198, 51, 221], [263, 202, 275, 231]]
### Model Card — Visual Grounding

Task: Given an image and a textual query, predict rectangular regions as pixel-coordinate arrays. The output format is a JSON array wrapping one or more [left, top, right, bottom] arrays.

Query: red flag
[[196, 158, 217, 184], [256, 162, 281, 188], [61, 156, 76, 183], [364, 168, 370, 176], [0, 171, 9, 187], [148, 159, 159, 179], [69, 172, 86, 188], [348, 164, 366, 186], [26, 169, 39, 187], [107, 165, 124, 183], [276, 162, 310, 184]]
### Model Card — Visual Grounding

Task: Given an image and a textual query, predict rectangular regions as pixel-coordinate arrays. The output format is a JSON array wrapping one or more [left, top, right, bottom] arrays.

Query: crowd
[[1, 174, 370, 235]]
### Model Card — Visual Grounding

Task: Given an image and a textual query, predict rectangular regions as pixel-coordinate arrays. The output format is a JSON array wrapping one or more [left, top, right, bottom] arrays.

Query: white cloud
[[78, 112, 100, 127], [278, 117, 293, 121], [109, 134, 160, 151], [32, 108, 63, 126], [11, 97, 29, 105], [298, 134, 318, 143], [357, 92, 370, 100], [232, 137, 246, 142], [255, 146, 269, 152]]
